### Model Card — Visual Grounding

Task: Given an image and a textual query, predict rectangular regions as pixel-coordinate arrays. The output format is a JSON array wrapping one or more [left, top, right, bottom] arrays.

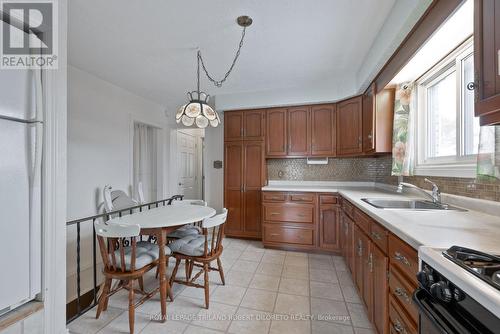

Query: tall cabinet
[[224, 110, 266, 238]]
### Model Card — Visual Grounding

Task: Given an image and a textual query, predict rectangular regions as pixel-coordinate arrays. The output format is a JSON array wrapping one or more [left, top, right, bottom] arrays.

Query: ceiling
[[68, 0, 399, 111]]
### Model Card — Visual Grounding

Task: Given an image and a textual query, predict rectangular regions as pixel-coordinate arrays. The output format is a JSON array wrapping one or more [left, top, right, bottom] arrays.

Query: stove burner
[[443, 246, 500, 290]]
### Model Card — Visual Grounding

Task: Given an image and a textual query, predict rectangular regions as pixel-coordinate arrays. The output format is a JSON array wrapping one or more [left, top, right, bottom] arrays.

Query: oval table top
[[107, 205, 216, 229]]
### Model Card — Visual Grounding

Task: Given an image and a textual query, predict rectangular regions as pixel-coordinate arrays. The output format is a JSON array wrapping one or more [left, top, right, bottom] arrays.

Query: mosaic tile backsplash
[[267, 156, 500, 202]]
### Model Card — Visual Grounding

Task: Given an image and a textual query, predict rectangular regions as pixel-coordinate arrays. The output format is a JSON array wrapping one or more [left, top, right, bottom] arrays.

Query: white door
[[177, 131, 200, 199]]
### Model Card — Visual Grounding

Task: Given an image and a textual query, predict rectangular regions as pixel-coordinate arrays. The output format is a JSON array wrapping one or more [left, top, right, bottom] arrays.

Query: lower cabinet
[[340, 198, 417, 334], [262, 192, 341, 252]]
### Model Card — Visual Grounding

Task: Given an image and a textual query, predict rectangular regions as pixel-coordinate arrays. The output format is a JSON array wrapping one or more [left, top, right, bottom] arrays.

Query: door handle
[[178, 182, 183, 186]]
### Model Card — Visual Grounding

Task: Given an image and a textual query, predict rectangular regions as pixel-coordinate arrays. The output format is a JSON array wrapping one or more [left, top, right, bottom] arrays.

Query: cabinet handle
[[270, 233, 280, 237], [357, 239, 363, 257], [270, 212, 280, 216], [394, 287, 411, 303], [367, 133, 372, 140], [344, 222, 348, 236], [393, 319, 407, 334], [368, 253, 374, 272], [394, 252, 411, 267], [371, 231, 382, 240], [358, 136, 362, 146]]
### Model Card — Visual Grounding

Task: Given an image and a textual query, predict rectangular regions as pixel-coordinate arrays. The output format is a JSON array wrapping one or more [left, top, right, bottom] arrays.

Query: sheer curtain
[[477, 125, 500, 180], [133, 123, 158, 202]]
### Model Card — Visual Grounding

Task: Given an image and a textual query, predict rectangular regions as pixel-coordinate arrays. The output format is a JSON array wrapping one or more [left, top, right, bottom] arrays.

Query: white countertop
[[262, 181, 500, 253]]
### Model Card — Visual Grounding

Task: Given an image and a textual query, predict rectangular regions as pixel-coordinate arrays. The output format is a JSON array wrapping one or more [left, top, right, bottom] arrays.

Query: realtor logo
[[1, 0, 58, 69]]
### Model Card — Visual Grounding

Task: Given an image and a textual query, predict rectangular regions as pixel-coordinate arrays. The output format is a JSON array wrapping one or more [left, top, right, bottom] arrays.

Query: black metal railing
[[66, 195, 183, 324]]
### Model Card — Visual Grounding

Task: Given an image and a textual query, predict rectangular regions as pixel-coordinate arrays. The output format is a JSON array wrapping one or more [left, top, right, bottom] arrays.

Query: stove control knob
[[417, 268, 434, 288], [453, 287, 465, 302], [430, 281, 452, 303]]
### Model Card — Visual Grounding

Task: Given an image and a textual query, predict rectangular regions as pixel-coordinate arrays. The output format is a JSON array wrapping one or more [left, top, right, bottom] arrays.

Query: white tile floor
[[68, 238, 374, 334]]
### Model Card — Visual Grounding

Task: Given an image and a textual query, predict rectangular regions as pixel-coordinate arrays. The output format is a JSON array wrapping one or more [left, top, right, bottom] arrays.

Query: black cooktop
[[443, 246, 500, 290]]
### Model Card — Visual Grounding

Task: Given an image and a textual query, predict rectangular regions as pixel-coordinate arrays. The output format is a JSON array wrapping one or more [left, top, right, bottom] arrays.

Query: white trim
[[42, 1, 67, 332]]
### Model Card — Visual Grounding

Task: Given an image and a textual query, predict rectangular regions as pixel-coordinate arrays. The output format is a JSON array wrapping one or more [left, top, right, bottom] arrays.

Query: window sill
[[414, 163, 477, 178]]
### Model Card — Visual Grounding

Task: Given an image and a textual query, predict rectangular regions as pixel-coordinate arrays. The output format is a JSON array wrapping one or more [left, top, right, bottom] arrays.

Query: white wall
[[66, 65, 173, 302], [203, 113, 224, 211]]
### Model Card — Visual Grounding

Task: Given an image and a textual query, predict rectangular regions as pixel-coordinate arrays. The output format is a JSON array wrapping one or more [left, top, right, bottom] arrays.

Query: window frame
[[414, 37, 476, 178]]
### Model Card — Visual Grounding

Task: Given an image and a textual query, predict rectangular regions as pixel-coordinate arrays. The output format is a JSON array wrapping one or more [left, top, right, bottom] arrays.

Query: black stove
[[414, 246, 500, 334], [443, 245, 500, 290]]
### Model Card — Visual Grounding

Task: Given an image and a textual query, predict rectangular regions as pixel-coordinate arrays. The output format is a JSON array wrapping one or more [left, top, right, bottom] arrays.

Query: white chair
[[103, 185, 138, 214], [94, 220, 172, 334], [169, 208, 228, 309]]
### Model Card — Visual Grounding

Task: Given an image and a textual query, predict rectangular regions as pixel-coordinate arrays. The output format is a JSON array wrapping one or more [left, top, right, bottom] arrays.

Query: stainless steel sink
[[361, 198, 467, 211]]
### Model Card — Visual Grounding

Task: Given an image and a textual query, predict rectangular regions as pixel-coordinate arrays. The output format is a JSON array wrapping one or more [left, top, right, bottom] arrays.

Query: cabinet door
[[474, 0, 500, 124], [224, 111, 244, 141], [363, 240, 373, 322], [287, 106, 310, 156], [244, 110, 265, 140], [346, 216, 355, 274], [311, 104, 336, 156], [243, 141, 265, 236], [373, 245, 389, 334], [337, 96, 363, 155], [353, 225, 364, 293], [319, 205, 340, 250], [266, 108, 287, 156], [362, 85, 375, 153], [224, 142, 244, 234]]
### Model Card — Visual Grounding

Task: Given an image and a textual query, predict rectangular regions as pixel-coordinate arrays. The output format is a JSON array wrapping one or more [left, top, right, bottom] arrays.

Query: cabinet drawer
[[389, 266, 418, 324], [263, 192, 287, 202], [354, 209, 371, 234], [389, 235, 418, 285], [263, 225, 314, 245], [263, 204, 314, 223], [389, 296, 417, 334], [370, 222, 388, 254], [319, 195, 338, 205], [289, 193, 315, 203]]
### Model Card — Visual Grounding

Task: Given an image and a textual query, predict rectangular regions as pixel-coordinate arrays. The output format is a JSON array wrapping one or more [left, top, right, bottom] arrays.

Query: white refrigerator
[[0, 20, 43, 314]]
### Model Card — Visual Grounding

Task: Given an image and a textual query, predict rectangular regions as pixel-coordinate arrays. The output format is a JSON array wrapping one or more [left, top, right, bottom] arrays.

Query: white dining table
[[107, 204, 216, 322]]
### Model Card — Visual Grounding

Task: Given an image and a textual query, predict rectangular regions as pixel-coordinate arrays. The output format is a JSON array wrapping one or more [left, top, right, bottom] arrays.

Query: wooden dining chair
[[94, 220, 172, 334], [168, 208, 228, 309]]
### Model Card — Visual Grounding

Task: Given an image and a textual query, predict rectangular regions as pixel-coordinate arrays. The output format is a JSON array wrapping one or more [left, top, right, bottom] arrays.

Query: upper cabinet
[[474, 0, 500, 125], [224, 110, 265, 141], [287, 106, 310, 156], [265, 104, 337, 158], [311, 104, 336, 156], [265, 108, 288, 157], [362, 84, 395, 154], [337, 96, 363, 156]]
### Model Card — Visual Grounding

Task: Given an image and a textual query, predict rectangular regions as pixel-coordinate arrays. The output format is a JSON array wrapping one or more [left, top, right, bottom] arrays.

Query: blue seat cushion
[[113, 241, 171, 271], [168, 235, 208, 257], [167, 225, 201, 239]]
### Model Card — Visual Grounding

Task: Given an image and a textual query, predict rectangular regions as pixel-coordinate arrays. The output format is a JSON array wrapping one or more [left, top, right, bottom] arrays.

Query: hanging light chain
[[197, 27, 246, 88]]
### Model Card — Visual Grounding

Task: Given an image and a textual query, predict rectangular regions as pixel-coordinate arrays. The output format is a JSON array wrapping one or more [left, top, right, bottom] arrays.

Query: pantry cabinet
[[224, 109, 265, 141], [474, 0, 500, 125]]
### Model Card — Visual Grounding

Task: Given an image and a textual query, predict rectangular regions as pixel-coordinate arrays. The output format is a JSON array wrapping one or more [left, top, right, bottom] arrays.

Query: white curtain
[[133, 123, 158, 202]]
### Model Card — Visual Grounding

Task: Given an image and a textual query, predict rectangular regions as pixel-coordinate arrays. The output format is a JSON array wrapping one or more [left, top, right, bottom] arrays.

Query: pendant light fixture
[[176, 15, 252, 128]]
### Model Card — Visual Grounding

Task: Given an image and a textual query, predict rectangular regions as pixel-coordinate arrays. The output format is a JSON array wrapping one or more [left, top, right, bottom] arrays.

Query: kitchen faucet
[[397, 178, 441, 204]]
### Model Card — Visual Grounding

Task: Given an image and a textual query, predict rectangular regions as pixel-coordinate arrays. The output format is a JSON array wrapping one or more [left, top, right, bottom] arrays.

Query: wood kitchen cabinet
[[310, 104, 336, 156], [287, 106, 310, 156], [318, 195, 340, 250], [265, 108, 287, 156], [362, 84, 395, 154], [225, 110, 265, 141], [372, 242, 389, 334], [337, 96, 363, 156], [224, 134, 265, 238], [474, 0, 500, 125]]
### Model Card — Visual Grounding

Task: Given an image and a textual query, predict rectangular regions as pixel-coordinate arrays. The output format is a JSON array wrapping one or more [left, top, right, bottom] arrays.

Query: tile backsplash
[[267, 156, 500, 202]]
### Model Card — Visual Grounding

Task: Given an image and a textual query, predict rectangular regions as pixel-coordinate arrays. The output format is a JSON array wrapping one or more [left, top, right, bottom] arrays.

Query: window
[[416, 38, 479, 177]]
